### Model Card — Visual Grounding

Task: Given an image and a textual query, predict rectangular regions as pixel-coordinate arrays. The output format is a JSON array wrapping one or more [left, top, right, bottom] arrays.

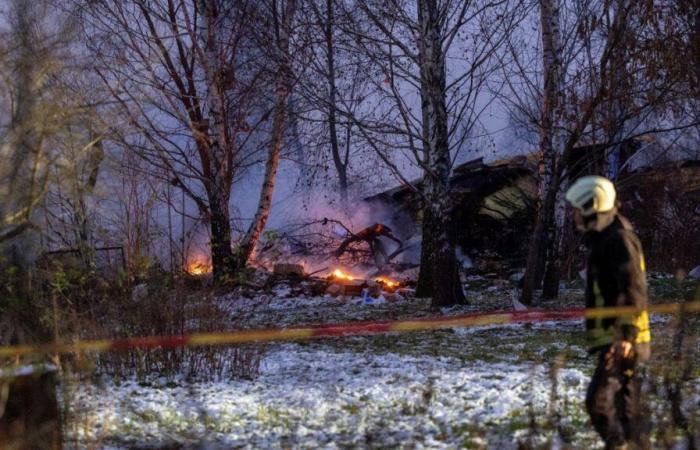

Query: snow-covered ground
[[66, 342, 595, 449], [62, 285, 698, 449]]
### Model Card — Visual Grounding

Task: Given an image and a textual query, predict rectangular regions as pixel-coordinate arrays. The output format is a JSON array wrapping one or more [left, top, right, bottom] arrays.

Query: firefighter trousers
[[586, 346, 650, 450]]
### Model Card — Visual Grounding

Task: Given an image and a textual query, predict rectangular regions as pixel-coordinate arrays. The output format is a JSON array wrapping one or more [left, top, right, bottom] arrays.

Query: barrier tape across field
[[1, 302, 699, 358]]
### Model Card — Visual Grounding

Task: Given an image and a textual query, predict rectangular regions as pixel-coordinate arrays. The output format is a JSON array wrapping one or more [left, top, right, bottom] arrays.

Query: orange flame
[[375, 277, 399, 288], [331, 268, 355, 281], [186, 260, 211, 276], [330, 269, 400, 289]]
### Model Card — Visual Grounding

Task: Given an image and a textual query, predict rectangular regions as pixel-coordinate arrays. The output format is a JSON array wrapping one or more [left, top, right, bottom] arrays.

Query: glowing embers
[[330, 268, 356, 282], [374, 276, 400, 292], [186, 257, 211, 276], [326, 268, 364, 296], [326, 268, 402, 296]]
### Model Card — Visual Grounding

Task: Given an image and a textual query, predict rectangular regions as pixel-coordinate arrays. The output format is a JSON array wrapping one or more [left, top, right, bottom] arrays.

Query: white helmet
[[565, 175, 616, 217]]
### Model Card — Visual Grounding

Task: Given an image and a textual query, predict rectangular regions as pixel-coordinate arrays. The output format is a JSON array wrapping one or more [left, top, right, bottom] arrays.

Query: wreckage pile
[[184, 218, 526, 302], [270, 263, 410, 303]]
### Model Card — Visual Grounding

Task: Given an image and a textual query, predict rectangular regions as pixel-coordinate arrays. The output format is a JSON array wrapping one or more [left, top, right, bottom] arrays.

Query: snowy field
[[67, 343, 593, 449], [63, 287, 698, 449]]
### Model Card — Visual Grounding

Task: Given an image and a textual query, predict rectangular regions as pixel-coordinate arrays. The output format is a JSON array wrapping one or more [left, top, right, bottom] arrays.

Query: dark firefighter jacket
[[584, 212, 651, 352]]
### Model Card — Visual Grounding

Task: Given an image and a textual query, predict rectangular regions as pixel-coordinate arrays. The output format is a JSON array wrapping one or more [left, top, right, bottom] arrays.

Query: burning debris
[[333, 223, 404, 267], [329, 268, 356, 281], [323, 267, 404, 301], [259, 262, 408, 302], [324, 268, 366, 296], [186, 261, 211, 276], [375, 277, 400, 292], [325, 268, 402, 292], [253, 217, 416, 279]]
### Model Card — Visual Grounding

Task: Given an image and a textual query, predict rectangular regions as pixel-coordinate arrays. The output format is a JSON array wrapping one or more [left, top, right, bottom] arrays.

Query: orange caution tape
[[0, 302, 697, 358]]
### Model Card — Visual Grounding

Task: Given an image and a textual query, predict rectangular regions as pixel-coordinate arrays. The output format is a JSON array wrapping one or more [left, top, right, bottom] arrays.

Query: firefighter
[[565, 175, 651, 450]]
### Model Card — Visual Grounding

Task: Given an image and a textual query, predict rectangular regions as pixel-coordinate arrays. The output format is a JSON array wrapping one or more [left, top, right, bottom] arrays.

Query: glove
[[605, 340, 635, 374]]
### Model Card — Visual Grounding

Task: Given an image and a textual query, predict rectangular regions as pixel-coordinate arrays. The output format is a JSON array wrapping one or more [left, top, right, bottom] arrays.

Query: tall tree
[[295, 0, 369, 204], [236, 0, 299, 267], [520, 0, 563, 304], [339, 0, 523, 307], [503, 0, 699, 303], [323, 0, 349, 202], [415, 0, 464, 307], [82, 0, 264, 283], [0, 0, 78, 247], [196, 0, 239, 281]]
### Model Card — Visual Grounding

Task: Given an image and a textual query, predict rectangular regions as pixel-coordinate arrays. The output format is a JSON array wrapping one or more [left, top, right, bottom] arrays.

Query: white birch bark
[[198, 0, 235, 281], [416, 0, 465, 307], [521, 0, 563, 303], [237, 0, 297, 267]]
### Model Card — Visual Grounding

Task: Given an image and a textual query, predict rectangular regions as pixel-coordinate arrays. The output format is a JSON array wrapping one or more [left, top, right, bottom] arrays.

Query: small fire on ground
[[331, 268, 356, 281], [186, 259, 212, 276], [328, 268, 401, 292], [374, 277, 399, 289]]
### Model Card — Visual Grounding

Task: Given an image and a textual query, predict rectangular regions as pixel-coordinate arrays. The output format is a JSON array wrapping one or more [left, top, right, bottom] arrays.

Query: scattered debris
[[509, 271, 524, 283], [333, 222, 404, 266]]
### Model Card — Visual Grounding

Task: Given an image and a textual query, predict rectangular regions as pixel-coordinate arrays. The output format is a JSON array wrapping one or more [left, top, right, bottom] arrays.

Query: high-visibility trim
[[633, 310, 651, 344], [589, 273, 652, 346], [0, 302, 697, 358]]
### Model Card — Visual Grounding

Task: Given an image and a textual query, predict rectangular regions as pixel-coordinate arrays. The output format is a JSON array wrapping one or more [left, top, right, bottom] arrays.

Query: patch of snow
[[511, 289, 528, 311], [688, 266, 700, 279], [67, 345, 590, 449], [509, 271, 524, 283], [455, 246, 473, 269], [0, 363, 57, 378]]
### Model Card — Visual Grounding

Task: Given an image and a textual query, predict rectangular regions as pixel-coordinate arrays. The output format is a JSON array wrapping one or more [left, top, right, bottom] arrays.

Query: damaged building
[[364, 139, 700, 275], [363, 155, 538, 272]]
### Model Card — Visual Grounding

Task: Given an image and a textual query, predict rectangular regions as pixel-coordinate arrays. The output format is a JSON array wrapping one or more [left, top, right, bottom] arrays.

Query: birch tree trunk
[[415, 75, 436, 298], [521, 0, 562, 304], [199, 0, 236, 283], [236, 0, 297, 268], [416, 0, 465, 308]]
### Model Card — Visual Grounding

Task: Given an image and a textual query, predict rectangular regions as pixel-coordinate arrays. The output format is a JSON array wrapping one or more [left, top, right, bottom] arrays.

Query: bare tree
[[43, 132, 104, 262], [236, 0, 300, 268], [519, 0, 563, 304], [320, 0, 349, 202], [336, 0, 524, 307], [118, 154, 165, 278], [291, 0, 373, 204], [81, 0, 267, 283], [0, 1, 82, 250], [500, 0, 699, 303]]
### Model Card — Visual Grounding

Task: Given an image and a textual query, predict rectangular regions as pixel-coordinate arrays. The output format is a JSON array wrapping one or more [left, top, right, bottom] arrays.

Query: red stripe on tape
[[311, 321, 393, 337], [110, 335, 190, 351], [5, 302, 697, 357]]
